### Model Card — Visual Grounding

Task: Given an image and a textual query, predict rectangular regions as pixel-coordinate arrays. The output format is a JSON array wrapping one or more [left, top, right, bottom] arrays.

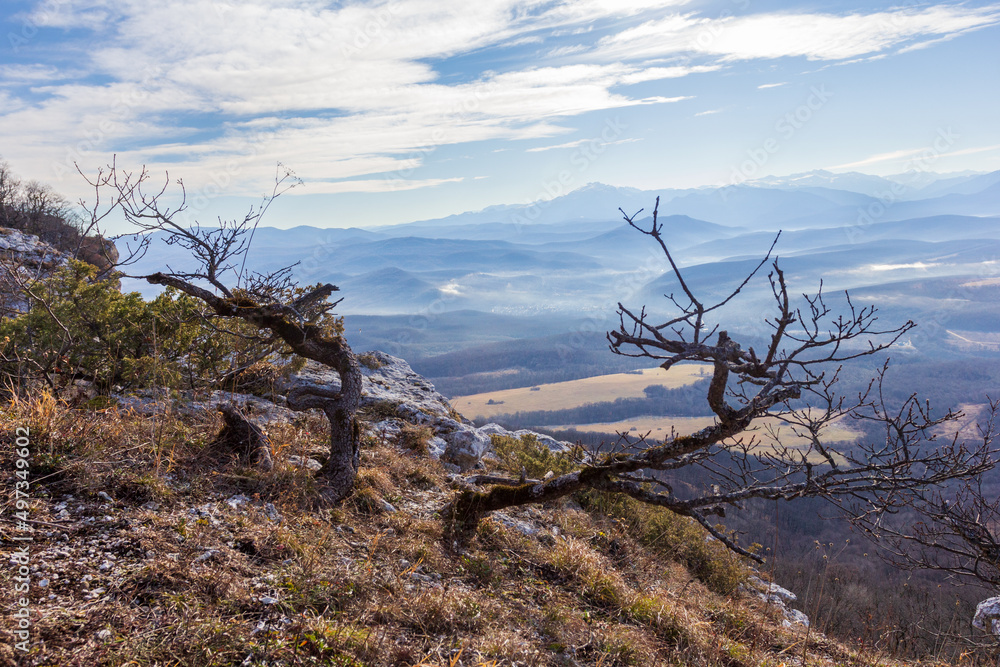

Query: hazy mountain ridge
[[122, 169, 1000, 372]]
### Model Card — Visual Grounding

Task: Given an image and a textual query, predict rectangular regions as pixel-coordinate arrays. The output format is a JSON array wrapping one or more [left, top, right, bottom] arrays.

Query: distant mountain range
[[123, 169, 1000, 366]]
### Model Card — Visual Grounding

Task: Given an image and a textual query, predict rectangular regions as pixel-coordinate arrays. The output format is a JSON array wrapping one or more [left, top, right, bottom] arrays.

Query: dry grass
[[0, 390, 938, 667], [453, 366, 707, 420]]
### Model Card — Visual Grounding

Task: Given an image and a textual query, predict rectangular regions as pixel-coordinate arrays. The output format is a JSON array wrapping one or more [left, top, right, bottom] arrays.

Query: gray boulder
[[286, 351, 573, 470], [974, 596, 1000, 634]]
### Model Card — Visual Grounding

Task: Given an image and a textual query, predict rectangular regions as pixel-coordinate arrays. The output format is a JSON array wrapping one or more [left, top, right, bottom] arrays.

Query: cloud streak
[[1, 0, 996, 201]]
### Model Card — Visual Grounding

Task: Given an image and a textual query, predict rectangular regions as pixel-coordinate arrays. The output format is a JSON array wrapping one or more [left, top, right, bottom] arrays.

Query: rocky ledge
[[116, 351, 571, 472]]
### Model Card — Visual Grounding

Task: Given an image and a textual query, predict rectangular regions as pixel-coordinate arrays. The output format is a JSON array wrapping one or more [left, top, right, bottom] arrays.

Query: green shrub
[[490, 433, 575, 479], [0, 260, 307, 394]]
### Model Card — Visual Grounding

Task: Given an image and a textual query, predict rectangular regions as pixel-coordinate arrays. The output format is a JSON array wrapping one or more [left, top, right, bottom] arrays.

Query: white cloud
[[2, 0, 997, 201], [757, 82, 786, 89], [308, 176, 465, 194], [527, 136, 641, 152], [594, 5, 1000, 62], [694, 108, 722, 116], [526, 139, 590, 152], [827, 148, 927, 170], [0, 64, 76, 83]]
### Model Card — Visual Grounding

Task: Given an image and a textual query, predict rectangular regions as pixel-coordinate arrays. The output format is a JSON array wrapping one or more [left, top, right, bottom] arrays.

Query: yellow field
[[453, 365, 709, 420], [551, 413, 861, 461]]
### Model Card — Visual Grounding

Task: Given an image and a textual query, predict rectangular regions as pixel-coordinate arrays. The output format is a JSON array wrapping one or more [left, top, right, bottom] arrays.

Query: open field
[[552, 413, 862, 461], [452, 364, 709, 419]]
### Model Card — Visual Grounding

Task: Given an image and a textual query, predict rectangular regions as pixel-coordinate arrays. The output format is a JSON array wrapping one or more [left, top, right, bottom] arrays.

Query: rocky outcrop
[[746, 575, 810, 628], [0, 227, 70, 315], [115, 351, 572, 472], [0, 227, 121, 316], [0, 227, 68, 269], [77, 235, 119, 276], [284, 351, 571, 471], [974, 596, 1000, 634]]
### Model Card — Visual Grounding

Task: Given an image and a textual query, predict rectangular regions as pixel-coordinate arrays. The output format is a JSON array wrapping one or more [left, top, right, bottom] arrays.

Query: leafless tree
[[845, 398, 1000, 587], [446, 197, 997, 560], [78, 160, 364, 503]]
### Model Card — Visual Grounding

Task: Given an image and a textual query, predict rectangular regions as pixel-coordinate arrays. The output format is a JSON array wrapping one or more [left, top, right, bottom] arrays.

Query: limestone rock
[[746, 575, 809, 627], [0, 227, 70, 315], [974, 596, 1000, 634], [284, 351, 573, 470]]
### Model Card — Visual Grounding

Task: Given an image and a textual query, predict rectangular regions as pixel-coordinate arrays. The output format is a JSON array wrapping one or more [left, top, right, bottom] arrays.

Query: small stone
[[96, 629, 112, 640], [974, 596, 1000, 634], [263, 504, 283, 523], [38, 579, 49, 588], [286, 455, 322, 471], [97, 491, 113, 503], [225, 494, 250, 510], [259, 596, 278, 605], [378, 499, 397, 513], [193, 550, 218, 564]]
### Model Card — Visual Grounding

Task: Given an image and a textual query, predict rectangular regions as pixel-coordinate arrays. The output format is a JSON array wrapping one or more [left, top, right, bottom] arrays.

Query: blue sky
[[1, 0, 999, 231]]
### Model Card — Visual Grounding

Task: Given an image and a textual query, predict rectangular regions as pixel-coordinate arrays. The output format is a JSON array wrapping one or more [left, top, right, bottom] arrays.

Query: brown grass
[[0, 390, 940, 667]]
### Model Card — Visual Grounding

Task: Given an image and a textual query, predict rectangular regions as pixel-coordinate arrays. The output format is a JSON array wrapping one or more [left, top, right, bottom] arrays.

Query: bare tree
[[78, 161, 364, 503], [446, 198, 997, 560], [845, 399, 1000, 587]]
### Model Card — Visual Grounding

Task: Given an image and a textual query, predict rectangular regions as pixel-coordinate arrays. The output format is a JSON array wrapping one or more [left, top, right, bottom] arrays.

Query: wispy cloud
[[527, 137, 641, 152], [593, 5, 1000, 62], [828, 143, 1000, 172], [694, 108, 722, 116], [1, 0, 996, 202], [308, 177, 466, 194], [757, 82, 786, 89], [826, 148, 927, 170]]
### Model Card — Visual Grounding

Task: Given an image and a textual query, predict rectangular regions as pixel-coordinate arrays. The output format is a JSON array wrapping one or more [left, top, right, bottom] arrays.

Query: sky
[[1, 0, 999, 231]]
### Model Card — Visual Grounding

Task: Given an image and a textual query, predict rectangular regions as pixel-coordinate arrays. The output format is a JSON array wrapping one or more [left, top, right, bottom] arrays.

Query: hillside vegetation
[[0, 392, 943, 667]]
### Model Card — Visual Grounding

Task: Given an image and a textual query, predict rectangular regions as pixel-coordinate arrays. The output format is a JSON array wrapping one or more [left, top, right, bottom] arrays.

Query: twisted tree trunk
[[286, 353, 363, 503], [146, 274, 364, 503]]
